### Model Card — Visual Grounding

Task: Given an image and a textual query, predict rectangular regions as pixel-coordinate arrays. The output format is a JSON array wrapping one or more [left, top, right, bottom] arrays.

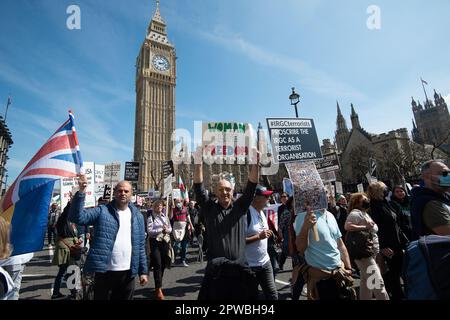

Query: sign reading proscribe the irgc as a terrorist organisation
[[202, 122, 256, 165], [266, 118, 322, 164]]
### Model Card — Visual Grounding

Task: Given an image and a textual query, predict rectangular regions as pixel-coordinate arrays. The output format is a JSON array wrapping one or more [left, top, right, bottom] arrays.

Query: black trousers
[[383, 248, 405, 300], [149, 238, 169, 288], [94, 270, 135, 300]]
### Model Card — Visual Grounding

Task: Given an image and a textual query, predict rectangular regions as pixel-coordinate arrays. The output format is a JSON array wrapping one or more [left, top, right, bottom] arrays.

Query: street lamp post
[[289, 87, 300, 118]]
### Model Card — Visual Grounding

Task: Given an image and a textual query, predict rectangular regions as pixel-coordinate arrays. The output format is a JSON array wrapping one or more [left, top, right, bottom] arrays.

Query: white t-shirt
[[245, 206, 270, 267], [107, 207, 132, 271]]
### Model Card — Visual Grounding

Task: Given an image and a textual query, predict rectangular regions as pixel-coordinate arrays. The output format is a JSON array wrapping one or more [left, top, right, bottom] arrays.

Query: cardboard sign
[[314, 152, 340, 173], [103, 185, 112, 200], [266, 118, 323, 163], [365, 172, 378, 184], [172, 188, 182, 200], [320, 170, 336, 183], [202, 122, 256, 164], [357, 184, 364, 193], [104, 162, 121, 185], [124, 162, 140, 181], [94, 164, 105, 197], [335, 181, 343, 195], [163, 174, 173, 198], [84, 161, 96, 208], [285, 161, 327, 213], [162, 160, 174, 179], [61, 177, 76, 210]]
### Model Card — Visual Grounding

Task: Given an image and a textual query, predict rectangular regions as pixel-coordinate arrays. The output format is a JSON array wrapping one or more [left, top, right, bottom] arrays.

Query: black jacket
[[56, 202, 78, 239], [370, 199, 408, 250]]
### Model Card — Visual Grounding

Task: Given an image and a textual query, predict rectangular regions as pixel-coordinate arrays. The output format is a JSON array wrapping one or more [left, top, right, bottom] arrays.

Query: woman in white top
[[0, 217, 14, 300], [147, 200, 172, 300], [345, 193, 389, 300]]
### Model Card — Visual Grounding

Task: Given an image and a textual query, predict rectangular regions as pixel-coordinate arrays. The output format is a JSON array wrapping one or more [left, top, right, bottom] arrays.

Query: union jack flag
[[1, 111, 83, 255]]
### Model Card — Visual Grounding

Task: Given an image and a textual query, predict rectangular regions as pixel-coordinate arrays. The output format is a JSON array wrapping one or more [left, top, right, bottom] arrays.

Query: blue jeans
[[53, 264, 68, 295], [251, 261, 278, 300], [173, 239, 189, 262]]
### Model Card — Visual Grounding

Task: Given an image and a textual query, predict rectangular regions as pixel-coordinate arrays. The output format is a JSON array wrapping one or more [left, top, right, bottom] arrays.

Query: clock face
[[152, 55, 170, 72]]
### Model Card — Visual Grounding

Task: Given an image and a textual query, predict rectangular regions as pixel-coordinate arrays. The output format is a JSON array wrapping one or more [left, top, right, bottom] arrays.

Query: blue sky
[[1, 0, 449, 185]]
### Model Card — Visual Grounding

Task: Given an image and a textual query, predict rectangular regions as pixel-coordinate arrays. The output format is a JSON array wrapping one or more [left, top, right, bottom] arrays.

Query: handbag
[[344, 230, 375, 260], [62, 238, 83, 260]]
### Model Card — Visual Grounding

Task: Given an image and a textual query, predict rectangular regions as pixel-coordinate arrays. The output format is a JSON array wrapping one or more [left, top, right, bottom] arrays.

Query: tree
[[347, 145, 375, 184], [431, 130, 450, 160]]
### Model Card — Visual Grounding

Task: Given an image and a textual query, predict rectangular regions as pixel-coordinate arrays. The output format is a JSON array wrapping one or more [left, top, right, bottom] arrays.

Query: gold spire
[[152, 0, 165, 24]]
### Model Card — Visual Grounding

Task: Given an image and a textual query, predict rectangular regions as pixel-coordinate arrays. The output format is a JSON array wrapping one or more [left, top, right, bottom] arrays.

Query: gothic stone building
[[411, 89, 450, 154]]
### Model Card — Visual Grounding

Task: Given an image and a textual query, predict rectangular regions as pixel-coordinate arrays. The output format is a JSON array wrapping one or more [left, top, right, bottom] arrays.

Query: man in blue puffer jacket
[[69, 175, 148, 300]]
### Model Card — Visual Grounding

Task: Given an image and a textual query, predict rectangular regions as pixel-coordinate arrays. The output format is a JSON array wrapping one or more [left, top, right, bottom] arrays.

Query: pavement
[[19, 241, 309, 300]]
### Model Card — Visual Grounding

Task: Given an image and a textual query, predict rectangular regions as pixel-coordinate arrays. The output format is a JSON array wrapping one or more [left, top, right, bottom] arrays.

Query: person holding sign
[[194, 147, 260, 300], [294, 207, 353, 300]]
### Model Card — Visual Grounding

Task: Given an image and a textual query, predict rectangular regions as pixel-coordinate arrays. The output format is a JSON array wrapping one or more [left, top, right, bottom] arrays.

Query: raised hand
[[78, 174, 88, 193]]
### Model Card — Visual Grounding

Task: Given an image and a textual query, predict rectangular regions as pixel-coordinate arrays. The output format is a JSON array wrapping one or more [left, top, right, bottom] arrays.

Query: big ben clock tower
[[134, 0, 176, 191]]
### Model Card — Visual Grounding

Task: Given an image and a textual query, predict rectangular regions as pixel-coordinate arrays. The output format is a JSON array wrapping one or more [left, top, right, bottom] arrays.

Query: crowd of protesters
[[0, 159, 449, 301]]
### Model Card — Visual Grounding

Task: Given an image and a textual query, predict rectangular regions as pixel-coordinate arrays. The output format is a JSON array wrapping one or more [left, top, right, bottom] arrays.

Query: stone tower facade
[[335, 102, 350, 152], [134, 1, 176, 192], [412, 90, 450, 153]]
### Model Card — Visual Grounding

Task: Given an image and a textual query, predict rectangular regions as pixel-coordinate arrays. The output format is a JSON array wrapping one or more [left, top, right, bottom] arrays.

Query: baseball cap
[[255, 185, 273, 196]]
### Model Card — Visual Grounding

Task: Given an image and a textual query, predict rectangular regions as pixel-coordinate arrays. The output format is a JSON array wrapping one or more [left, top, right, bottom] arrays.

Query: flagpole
[[421, 77, 429, 104], [4, 96, 11, 121]]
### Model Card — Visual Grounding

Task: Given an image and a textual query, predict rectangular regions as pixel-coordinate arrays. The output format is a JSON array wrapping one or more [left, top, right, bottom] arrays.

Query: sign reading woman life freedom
[[202, 122, 256, 164], [266, 118, 323, 163]]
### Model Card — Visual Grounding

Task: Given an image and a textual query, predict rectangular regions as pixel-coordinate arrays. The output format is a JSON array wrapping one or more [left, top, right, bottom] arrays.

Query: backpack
[[403, 235, 450, 300]]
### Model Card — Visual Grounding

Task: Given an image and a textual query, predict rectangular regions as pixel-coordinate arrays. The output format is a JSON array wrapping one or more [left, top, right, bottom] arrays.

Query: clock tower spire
[[134, 0, 177, 192]]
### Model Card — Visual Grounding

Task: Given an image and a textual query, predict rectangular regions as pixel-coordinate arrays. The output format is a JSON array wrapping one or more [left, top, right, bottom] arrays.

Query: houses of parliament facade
[[134, 2, 449, 193]]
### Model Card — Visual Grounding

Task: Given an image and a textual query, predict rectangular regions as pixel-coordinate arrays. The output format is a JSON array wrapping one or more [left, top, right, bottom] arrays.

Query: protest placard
[[314, 152, 340, 173], [285, 161, 327, 213], [125, 162, 140, 181], [335, 181, 343, 195], [266, 118, 322, 163], [202, 122, 256, 164]]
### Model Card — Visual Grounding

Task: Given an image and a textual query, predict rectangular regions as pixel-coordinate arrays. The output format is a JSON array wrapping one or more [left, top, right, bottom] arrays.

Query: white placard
[[163, 174, 173, 198], [335, 181, 343, 195], [61, 177, 76, 210], [104, 162, 121, 186], [84, 162, 95, 208], [172, 188, 181, 200], [202, 122, 256, 164], [357, 184, 364, 193]]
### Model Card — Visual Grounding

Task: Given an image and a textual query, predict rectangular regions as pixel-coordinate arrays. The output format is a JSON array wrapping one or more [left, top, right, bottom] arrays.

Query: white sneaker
[[182, 261, 189, 267]]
